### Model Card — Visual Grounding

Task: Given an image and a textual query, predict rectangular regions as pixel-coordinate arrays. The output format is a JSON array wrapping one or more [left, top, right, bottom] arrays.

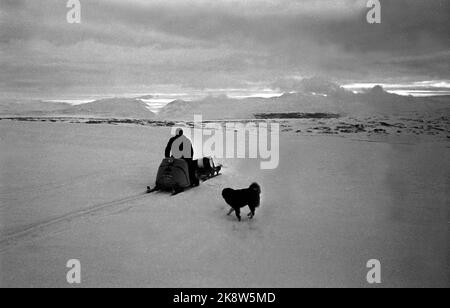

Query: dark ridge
[[0, 117, 177, 127], [255, 113, 340, 119]]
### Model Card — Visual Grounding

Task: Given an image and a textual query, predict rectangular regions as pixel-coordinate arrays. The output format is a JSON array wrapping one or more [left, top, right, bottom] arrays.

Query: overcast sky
[[0, 0, 449, 99]]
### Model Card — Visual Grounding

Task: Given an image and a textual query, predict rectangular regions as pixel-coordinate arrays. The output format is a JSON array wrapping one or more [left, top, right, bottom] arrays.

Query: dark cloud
[[0, 0, 448, 98]]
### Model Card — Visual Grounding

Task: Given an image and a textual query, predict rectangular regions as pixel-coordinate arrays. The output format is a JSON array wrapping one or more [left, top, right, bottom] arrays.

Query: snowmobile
[[147, 157, 222, 195]]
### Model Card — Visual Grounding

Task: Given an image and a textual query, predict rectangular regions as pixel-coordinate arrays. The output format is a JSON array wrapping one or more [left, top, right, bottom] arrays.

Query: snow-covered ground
[[0, 120, 448, 287]]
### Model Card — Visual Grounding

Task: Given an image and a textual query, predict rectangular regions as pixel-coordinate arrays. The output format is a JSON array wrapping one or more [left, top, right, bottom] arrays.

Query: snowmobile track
[[0, 172, 224, 252], [0, 192, 150, 252]]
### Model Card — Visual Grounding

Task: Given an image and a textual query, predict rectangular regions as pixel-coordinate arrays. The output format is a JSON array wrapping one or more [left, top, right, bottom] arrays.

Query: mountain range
[[157, 79, 450, 120], [1, 78, 449, 120]]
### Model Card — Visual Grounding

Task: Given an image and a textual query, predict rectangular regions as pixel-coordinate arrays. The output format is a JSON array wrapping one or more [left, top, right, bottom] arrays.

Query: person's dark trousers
[[184, 158, 199, 187]]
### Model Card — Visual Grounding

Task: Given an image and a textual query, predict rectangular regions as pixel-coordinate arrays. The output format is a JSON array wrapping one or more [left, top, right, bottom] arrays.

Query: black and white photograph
[[0, 0, 449, 291]]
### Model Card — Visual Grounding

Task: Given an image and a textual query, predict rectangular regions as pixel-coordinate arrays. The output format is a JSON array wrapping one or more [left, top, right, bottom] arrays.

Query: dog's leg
[[235, 208, 241, 221], [247, 207, 256, 219], [227, 208, 235, 216]]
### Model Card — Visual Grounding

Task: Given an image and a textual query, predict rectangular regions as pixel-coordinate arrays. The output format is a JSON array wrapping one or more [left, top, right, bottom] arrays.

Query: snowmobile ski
[[146, 171, 222, 196]]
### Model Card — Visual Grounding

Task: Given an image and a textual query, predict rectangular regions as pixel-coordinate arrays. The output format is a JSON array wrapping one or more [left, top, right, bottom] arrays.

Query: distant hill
[[135, 95, 154, 100], [351, 86, 450, 115], [0, 98, 156, 119], [57, 98, 156, 119], [157, 78, 351, 120], [0, 100, 71, 116], [157, 94, 345, 120]]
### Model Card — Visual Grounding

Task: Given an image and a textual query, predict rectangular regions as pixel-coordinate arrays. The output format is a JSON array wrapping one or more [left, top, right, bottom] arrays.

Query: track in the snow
[[0, 173, 224, 252], [0, 192, 150, 253]]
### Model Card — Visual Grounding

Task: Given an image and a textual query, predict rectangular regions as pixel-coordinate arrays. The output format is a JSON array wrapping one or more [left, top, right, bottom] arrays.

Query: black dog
[[222, 183, 261, 221]]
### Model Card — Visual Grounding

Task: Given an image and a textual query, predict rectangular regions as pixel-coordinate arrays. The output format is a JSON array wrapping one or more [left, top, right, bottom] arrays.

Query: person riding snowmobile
[[165, 128, 199, 187]]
